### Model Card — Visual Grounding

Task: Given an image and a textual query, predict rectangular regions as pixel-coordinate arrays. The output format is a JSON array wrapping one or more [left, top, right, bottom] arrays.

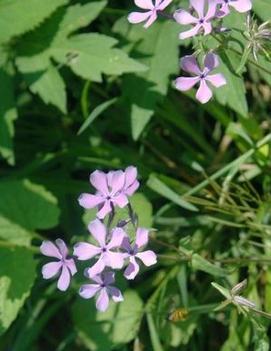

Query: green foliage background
[[0, 0, 271, 350]]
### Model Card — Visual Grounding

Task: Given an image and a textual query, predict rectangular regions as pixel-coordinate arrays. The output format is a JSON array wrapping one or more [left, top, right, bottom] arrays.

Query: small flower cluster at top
[[128, 0, 252, 103], [40, 167, 157, 312]]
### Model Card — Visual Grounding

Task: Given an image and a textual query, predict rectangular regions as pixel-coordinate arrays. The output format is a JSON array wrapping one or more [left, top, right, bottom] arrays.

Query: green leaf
[[0, 246, 37, 335], [0, 69, 17, 165], [0, 179, 60, 245], [114, 19, 179, 139], [27, 65, 67, 113], [253, 0, 271, 21], [192, 254, 227, 277], [0, 0, 68, 44], [211, 282, 231, 300], [72, 290, 143, 351], [147, 174, 198, 212]]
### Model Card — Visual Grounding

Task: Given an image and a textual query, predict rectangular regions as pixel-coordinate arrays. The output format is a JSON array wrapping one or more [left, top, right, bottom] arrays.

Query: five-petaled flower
[[174, 0, 217, 39], [122, 227, 157, 280], [128, 0, 172, 28], [78, 167, 138, 219], [40, 239, 77, 291], [73, 219, 125, 277], [216, 0, 252, 17], [79, 271, 124, 312], [175, 53, 226, 104]]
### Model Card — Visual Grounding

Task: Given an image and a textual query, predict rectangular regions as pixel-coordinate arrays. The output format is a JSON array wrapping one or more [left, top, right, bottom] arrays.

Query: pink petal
[[91, 274, 103, 285], [157, 0, 172, 11], [109, 170, 125, 195], [107, 227, 126, 249], [136, 250, 157, 266], [205, 0, 218, 20], [135, 0, 154, 9], [205, 73, 226, 88], [125, 180, 140, 196], [96, 288, 109, 312], [190, 0, 205, 17], [90, 170, 109, 195], [65, 259, 77, 276], [55, 239, 68, 258], [88, 219, 107, 247], [124, 257, 140, 280], [103, 271, 115, 285], [124, 166, 137, 189], [96, 201, 112, 219], [79, 284, 100, 299], [217, 3, 230, 17], [181, 55, 201, 75], [42, 261, 62, 279], [204, 53, 219, 71], [175, 77, 200, 91], [144, 11, 157, 28], [106, 252, 125, 269], [202, 22, 212, 35], [78, 193, 104, 209], [179, 24, 201, 39], [196, 79, 213, 104], [128, 11, 152, 24], [121, 236, 132, 252], [135, 227, 149, 248], [231, 0, 252, 13], [57, 265, 71, 291], [112, 193, 128, 208], [107, 287, 124, 302], [86, 257, 105, 278], [40, 241, 61, 259], [73, 242, 100, 260], [173, 9, 198, 25]]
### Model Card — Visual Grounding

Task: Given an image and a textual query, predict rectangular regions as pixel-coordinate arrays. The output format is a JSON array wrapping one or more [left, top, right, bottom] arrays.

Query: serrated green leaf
[[72, 290, 143, 351], [0, 179, 60, 245], [0, 69, 17, 165], [26, 65, 67, 113], [0, 0, 68, 44], [0, 246, 37, 335]]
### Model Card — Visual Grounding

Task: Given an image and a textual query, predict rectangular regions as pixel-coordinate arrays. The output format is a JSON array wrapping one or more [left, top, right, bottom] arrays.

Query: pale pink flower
[[174, 0, 217, 39], [40, 239, 77, 291], [122, 228, 157, 280], [216, 0, 252, 17], [128, 0, 172, 28], [175, 53, 226, 104], [79, 271, 123, 312], [73, 219, 125, 277]]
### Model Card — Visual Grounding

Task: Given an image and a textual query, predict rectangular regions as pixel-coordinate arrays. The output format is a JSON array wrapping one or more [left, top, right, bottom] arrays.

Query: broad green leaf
[[147, 174, 198, 212], [253, 0, 271, 21], [26, 65, 67, 113], [53, 34, 146, 82], [0, 179, 60, 245], [0, 246, 37, 335], [192, 254, 227, 277], [0, 69, 17, 165], [114, 19, 179, 139], [72, 290, 143, 351], [0, 0, 68, 44]]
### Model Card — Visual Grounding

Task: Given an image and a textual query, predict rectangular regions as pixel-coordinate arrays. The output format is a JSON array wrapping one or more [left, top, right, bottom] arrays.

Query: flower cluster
[[128, 0, 253, 103], [40, 166, 157, 312]]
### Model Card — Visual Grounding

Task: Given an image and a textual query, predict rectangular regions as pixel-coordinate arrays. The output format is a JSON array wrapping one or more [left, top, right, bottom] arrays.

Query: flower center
[[200, 73, 206, 79], [199, 18, 204, 24], [101, 247, 107, 253]]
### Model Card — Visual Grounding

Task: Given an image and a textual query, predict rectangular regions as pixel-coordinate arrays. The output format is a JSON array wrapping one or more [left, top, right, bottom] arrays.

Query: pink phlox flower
[[79, 271, 123, 312], [174, 0, 218, 39], [78, 169, 129, 219], [216, 0, 252, 17], [121, 227, 157, 280], [128, 0, 172, 28], [175, 53, 227, 104], [73, 219, 126, 277], [40, 239, 77, 291]]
